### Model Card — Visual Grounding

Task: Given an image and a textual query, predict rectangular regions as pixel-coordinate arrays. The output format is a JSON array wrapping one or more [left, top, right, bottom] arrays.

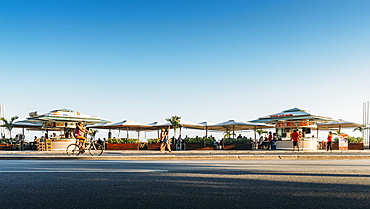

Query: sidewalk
[[0, 149, 370, 160]]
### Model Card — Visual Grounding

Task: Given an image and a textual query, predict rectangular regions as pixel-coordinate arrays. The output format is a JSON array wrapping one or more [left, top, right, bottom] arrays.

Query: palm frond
[[10, 116, 19, 123], [0, 116, 18, 139], [89, 129, 98, 136]]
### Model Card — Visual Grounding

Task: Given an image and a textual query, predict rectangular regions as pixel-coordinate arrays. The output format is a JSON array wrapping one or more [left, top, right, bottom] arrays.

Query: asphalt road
[[1, 160, 370, 209]]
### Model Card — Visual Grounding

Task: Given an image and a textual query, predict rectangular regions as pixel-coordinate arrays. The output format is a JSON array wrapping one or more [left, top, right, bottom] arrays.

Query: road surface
[[1, 160, 370, 208]]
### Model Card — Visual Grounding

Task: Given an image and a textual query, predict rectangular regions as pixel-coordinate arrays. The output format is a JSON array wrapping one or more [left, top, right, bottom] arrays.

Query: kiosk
[[250, 108, 333, 150], [13, 108, 110, 151]]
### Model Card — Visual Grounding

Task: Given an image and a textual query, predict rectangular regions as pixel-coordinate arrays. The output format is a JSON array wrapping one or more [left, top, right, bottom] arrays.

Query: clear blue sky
[[1, 0, 369, 130]]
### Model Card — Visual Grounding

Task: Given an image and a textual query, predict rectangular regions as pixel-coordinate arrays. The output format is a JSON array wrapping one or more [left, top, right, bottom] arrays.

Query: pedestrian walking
[[160, 127, 172, 153], [327, 131, 333, 152]]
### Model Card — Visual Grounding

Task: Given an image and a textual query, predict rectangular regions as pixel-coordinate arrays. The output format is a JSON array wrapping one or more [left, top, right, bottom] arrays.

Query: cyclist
[[74, 122, 90, 150]]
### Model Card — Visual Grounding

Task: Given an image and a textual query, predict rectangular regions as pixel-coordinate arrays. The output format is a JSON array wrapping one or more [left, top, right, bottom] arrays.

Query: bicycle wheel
[[89, 143, 103, 156], [66, 144, 81, 156]]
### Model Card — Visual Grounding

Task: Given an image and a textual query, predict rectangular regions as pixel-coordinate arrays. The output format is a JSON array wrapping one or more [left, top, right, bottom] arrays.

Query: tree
[[165, 115, 181, 138], [223, 130, 236, 139], [353, 127, 369, 133], [0, 116, 19, 139], [256, 129, 267, 137], [89, 129, 99, 139]]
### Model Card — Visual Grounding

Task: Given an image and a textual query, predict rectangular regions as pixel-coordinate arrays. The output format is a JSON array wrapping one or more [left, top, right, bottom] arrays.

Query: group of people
[[291, 130, 333, 152], [213, 138, 225, 149], [73, 123, 174, 153], [257, 132, 278, 150], [256, 130, 302, 151], [73, 122, 335, 152]]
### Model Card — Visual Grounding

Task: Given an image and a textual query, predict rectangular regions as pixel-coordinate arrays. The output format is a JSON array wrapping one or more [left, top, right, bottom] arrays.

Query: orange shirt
[[291, 132, 300, 142], [327, 134, 332, 142]]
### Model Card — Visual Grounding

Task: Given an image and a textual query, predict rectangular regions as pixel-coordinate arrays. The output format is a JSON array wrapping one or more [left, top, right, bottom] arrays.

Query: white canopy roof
[[209, 120, 274, 131], [88, 120, 151, 131], [316, 121, 364, 132], [250, 107, 333, 124]]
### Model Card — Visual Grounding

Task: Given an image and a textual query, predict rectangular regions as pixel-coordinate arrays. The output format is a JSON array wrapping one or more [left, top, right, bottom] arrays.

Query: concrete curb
[[2, 150, 370, 154], [1, 154, 370, 160], [1, 150, 370, 160]]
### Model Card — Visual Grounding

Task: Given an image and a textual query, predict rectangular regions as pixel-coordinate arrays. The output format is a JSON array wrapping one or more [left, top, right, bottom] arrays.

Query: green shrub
[[147, 138, 161, 144], [347, 136, 363, 143], [204, 137, 214, 144], [184, 137, 202, 144], [222, 138, 251, 144], [183, 137, 252, 144], [0, 138, 9, 144], [184, 137, 214, 144], [223, 138, 234, 144], [108, 138, 119, 143], [334, 136, 363, 143], [0, 138, 15, 144], [235, 137, 252, 144], [108, 138, 139, 144]]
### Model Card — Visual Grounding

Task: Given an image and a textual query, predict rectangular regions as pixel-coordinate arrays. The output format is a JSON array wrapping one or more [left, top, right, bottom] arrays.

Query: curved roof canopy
[[88, 120, 150, 131], [209, 120, 274, 131], [317, 121, 364, 130], [9, 108, 111, 131], [27, 108, 110, 124], [249, 108, 333, 124]]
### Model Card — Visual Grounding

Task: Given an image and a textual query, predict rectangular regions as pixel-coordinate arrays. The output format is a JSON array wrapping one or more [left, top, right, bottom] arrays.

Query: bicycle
[[66, 136, 104, 156]]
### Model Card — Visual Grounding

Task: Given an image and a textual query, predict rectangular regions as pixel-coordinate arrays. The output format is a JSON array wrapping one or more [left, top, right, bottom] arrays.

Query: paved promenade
[[1, 149, 370, 160]]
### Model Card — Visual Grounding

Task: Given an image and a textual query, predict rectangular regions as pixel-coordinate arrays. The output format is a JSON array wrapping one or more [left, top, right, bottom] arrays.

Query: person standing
[[291, 130, 300, 151], [219, 138, 225, 150], [160, 127, 172, 153], [272, 133, 277, 150], [267, 132, 273, 150], [327, 131, 333, 152], [258, 136, 264, 149], [252, 137, 258, 150]]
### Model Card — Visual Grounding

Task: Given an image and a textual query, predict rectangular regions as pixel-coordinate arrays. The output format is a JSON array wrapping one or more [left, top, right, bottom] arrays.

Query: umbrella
[[210, 120, 274, 139], [198, 121, 216, 138], [88, 120, 151, 139], [210, 120, 273, 131], [89, 120, 149, 130], [2, 120, 44, 135], [316, 120, 364, 133], [147, 121, 171, 138], [11, 120, 43, 129]]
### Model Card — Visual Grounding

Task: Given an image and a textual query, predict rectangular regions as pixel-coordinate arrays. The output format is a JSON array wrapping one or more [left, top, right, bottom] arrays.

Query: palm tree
[[256, 129, 267, 137], [223, 130, 236, 139], [0, 116, 19, 140], [89, 129, 99, 139], [353, 126, 369, 142], [353, 127, 369, 133], [165, 115, 181, 138]]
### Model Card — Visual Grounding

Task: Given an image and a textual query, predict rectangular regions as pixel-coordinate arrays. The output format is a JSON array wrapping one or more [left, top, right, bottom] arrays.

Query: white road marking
[[0, 169, 168, 173]]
